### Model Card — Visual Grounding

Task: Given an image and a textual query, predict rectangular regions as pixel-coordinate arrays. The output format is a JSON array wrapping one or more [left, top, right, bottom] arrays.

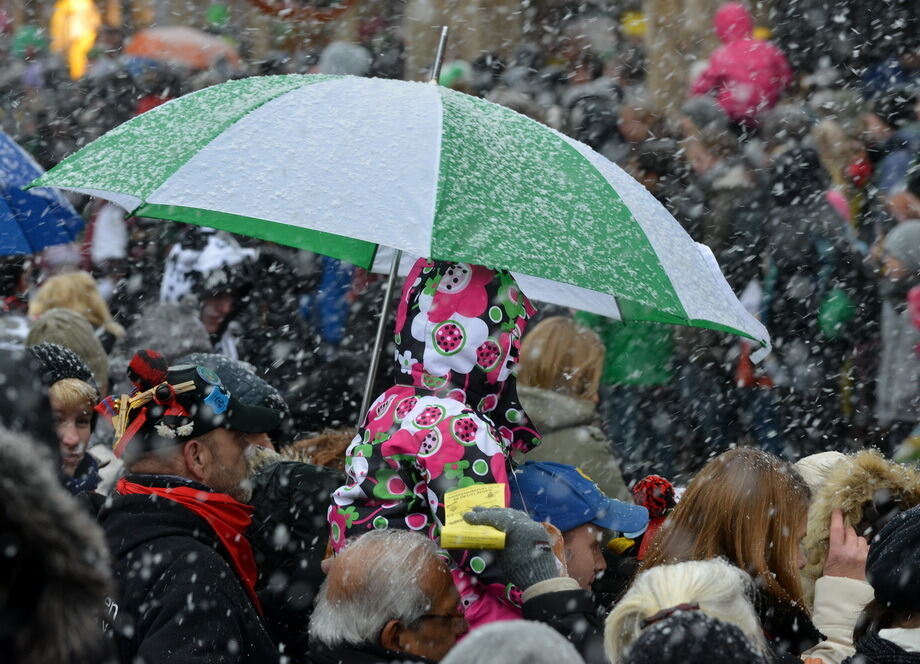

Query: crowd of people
[[1, 0, 920, 663]]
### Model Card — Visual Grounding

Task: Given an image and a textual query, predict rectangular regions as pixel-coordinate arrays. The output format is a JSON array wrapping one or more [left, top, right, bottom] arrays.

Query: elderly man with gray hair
[[308, 530, 468, 663]]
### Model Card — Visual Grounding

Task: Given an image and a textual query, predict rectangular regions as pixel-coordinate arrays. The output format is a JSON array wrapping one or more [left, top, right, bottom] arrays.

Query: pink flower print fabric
[[329, 259, 543, 627]]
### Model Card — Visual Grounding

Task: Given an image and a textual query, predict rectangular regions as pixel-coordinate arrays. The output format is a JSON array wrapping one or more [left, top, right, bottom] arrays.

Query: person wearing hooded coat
[[800, 449, 920, 609], [797, 449, 920, 664], [329, 259, 542, 627], [440, 620, 586, 664], [691, 2, 793, 128]]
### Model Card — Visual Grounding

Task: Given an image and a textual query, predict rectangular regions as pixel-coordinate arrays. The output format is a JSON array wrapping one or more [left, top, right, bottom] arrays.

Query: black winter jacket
[[522, 583, 607, 664], [98, 474, 278, 664], [248, 460, 345, 662], [755, 589, 823, 663]]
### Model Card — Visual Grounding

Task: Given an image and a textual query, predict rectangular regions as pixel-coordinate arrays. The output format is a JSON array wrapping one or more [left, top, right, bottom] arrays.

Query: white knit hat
[[794, 451, 848, 494]]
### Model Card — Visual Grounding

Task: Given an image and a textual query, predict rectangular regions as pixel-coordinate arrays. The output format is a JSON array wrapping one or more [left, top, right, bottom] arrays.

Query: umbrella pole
[[359, 249, 402, 419], [429, 26, 449, 83], [358, 26, 450, 422]]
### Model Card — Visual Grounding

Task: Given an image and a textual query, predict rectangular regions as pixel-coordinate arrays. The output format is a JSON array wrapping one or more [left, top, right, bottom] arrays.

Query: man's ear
[[183, 438, 211, 484], [379, 619, 403, 652]]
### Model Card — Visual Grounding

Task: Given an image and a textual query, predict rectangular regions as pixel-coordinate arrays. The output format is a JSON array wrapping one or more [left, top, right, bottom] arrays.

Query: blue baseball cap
[[510, 461, 649, 535]]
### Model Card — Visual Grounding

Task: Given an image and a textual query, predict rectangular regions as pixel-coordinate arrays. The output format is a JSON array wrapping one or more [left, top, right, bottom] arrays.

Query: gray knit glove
[[463, 506, 559, 591]]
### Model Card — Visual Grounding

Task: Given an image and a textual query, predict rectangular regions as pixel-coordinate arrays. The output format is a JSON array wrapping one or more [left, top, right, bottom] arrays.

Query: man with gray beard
[[97, 351, 282, 663]]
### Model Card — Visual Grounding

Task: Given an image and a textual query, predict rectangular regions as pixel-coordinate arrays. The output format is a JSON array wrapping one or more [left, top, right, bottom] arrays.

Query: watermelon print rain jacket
[[328, 258, 542, 627]]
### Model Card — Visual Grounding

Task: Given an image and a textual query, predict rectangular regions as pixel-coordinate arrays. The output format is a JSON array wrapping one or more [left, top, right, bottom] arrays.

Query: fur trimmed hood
[[0, 426, 113, 663], [247, 444, 315, 474], [800, 449, 920, 608]]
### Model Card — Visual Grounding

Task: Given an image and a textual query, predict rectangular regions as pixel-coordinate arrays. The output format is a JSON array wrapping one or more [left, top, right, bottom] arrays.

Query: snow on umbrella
[[31, 74, 769, 352], [0, 130, 84, 255]]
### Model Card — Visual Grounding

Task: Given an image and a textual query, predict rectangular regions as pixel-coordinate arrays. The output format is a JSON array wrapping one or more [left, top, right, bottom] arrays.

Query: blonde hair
[[811, 119, 854, 191], [30, 271, 125, 338], [49, 378, 98, 413], [641, 448, 811, 608], [518, 317, 604, 400], [604, 559, 766, 663]]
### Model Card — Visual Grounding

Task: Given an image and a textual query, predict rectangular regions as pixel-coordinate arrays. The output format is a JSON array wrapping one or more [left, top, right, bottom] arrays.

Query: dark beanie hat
[[623, 611, 768, 664], [865, 504, 920, 610], [27, 343, 96, 389]]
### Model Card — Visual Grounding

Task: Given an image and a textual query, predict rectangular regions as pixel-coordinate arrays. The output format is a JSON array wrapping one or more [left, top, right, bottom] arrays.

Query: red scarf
[[116, 478, 263, 614]]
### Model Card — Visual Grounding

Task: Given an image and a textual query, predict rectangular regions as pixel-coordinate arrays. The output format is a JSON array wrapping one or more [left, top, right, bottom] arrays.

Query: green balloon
[[206, 4, 230, 26], [819, 288, 855, 340]]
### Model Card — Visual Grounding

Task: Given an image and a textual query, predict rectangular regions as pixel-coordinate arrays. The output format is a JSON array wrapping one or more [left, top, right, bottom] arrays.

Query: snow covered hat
[[511, 461, 649, 535], [623, 610, 768, 664], [27, 342, 95, 389], [102, 350, 282, 458]]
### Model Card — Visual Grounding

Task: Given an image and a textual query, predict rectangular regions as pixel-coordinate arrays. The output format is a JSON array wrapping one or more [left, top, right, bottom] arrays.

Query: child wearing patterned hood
[[329, 259, 542, 627]]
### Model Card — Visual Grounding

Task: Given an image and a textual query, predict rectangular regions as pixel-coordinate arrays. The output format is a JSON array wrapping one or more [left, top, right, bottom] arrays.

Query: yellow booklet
[[440, 483, 507, 549]]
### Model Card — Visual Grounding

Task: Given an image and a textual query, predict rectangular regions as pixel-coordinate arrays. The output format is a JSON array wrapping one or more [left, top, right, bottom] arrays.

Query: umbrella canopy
[[0, 131, 83, 255], [31, 74, 769, 352], [124, 26, 241, 71]]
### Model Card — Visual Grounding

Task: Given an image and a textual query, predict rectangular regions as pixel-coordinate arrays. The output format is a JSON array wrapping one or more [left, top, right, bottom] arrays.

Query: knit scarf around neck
[[852, 633, 920, 664], [116, 478, 262, 614]]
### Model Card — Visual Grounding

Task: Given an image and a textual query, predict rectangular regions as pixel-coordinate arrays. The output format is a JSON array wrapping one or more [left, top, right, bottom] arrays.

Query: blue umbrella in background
[[0, 130, 84, 255]]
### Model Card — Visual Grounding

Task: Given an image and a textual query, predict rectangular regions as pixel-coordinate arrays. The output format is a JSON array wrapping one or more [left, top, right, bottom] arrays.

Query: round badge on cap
[[196, 366, 223, 386], [203, 384, 230, 415]]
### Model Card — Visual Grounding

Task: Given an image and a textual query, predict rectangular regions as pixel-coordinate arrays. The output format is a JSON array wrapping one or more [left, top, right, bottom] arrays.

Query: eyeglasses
[[415, 613, 468, 633]]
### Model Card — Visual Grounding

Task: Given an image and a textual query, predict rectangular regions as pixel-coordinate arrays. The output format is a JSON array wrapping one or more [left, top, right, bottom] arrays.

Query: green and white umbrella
[[33, 74, 769, 353]]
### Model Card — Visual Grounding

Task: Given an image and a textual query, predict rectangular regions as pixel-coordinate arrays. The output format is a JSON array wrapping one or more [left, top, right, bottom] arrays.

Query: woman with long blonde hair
[[640, 447, 820, 660]]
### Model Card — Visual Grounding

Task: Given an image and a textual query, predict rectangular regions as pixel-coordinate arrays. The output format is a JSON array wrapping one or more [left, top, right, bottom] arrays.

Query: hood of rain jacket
[[714, 2, 753, 43], [800, 450, 920, 607], [515, 386, 630, 502], [391, 260, 540, 453], [98, 474, 277, 663], [516, 386, 595, 434], [691, 2, 792, 124], [0, 426, 113, 663], [329, 259, 541, 629]]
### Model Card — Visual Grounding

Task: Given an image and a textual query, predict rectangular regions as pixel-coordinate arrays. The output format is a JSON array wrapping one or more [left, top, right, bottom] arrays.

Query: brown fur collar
[[801, 449, 920, 608]]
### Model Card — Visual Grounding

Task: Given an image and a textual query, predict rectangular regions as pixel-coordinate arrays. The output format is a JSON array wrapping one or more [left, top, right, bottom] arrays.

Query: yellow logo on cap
[[576, 467, 594, 482]]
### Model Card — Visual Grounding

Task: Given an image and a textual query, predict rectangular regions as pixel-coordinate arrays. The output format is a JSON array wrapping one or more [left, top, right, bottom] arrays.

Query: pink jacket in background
[[691, 2, 793, 125], [908, 285, 920, 332]]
